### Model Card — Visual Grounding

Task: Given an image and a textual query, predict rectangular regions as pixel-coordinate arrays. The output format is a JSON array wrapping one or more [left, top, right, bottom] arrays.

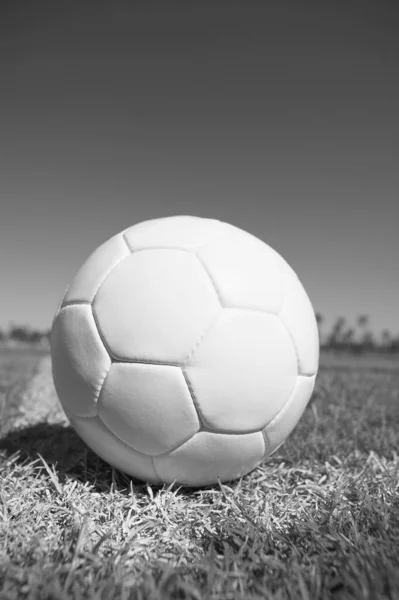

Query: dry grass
[[0, 351, 398, 599]]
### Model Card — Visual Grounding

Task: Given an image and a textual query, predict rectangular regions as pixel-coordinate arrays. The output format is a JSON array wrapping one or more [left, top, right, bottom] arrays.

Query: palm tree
[[342, 327, 355, 351], [381, 329, 392, 352], [392, 334, 399, 353], [356, 314, 371, 353], [356, 314, 369, 334], [327, 316, 346, 350]]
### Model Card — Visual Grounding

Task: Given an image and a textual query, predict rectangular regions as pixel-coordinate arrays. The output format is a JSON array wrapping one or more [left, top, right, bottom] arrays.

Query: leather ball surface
[[51, 215, 319, 487]]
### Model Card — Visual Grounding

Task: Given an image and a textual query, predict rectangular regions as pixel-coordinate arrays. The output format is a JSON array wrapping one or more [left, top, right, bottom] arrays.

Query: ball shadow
[[0, 422, 152, 493], [0, 421, 224, 497]]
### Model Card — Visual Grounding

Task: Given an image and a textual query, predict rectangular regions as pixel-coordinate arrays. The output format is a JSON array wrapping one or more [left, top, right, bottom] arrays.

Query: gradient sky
[[0, 1, 398, 337]]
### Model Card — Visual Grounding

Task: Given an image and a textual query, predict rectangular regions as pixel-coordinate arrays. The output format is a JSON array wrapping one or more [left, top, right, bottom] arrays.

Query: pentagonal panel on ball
[[51, 305, 110, 417], [196, 228, 284, 312], [279, 273, 319, 376], [98, 363, 200, 456], [184, 309, 298, 432], [68, 414, 161, 484], [123, 216, 229, 251], [93, 248, 220, 363], [263, 374, 316, 456], [154, 430, 265, 486], [63, 233, 130, 304]]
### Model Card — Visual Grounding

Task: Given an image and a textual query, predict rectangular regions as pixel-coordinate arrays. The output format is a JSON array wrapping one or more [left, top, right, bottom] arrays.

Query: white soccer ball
[[51, 215, 319, 487]]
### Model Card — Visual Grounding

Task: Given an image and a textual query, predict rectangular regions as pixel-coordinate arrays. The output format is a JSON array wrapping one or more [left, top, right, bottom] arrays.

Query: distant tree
[[381, 329, 392, 352], [327, 316, 347, 349], [342, 327, 355, 351], [392, 334, 399, 353], [9, 325, 30, 342], [356, 314, 370, 341], [7, 325, 49, 345], [27, 330, 43, 343], [361, 331, 375, 352], [355, 314, 372, 353], [315, 312, 324, 346], [357, 314, 369, 329], [381, 330, 399, 354]]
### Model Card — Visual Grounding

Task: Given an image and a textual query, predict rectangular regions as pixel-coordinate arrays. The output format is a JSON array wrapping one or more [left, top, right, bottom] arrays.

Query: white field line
[[4, 356, 69, 433]]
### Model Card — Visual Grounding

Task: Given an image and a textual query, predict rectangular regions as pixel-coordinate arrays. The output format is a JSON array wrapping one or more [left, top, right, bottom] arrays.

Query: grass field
[[0, 350, 398, 599]]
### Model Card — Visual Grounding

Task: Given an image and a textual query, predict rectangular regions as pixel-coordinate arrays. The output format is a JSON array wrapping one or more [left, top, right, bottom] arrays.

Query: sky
[[0, 1, 398, 337]]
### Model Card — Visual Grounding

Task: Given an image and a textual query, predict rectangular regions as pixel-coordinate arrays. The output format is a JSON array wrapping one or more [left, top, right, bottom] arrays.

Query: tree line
[[0, 325, 50, 345], [1, 315, 398, 354], [316, 313, 399, 354]]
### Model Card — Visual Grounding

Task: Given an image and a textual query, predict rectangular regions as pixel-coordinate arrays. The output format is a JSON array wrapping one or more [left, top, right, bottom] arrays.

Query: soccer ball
[[51, 215, 319, 487]]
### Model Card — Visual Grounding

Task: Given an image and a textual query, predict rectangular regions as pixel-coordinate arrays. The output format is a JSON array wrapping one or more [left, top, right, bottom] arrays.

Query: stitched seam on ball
[[113, 357, 182, 366], [91, 305, 115, 360], [152, 430, 266, 461], [194, 253, 224, 308], [180, 368, 207, 429], [92, 364, 110, 410], [61, 300, 92, 308], [97, 409, 195, 462], [90, 315, 187, 370], [261, 428, 270, 460], [91, 251, 131, 305], [121, 238, 194, 254], [277, 315, 301, 375], [151, 428, 198, 457], [96, 412, 151, 457], [71, 412, 152, 459], [150, 457, 162, 483], [199, 424, 264, 436], [121, 232, 134, 253], [277, 317, 315, 378], [183, 310, 222, 367], [180, 370, 265, 436]]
